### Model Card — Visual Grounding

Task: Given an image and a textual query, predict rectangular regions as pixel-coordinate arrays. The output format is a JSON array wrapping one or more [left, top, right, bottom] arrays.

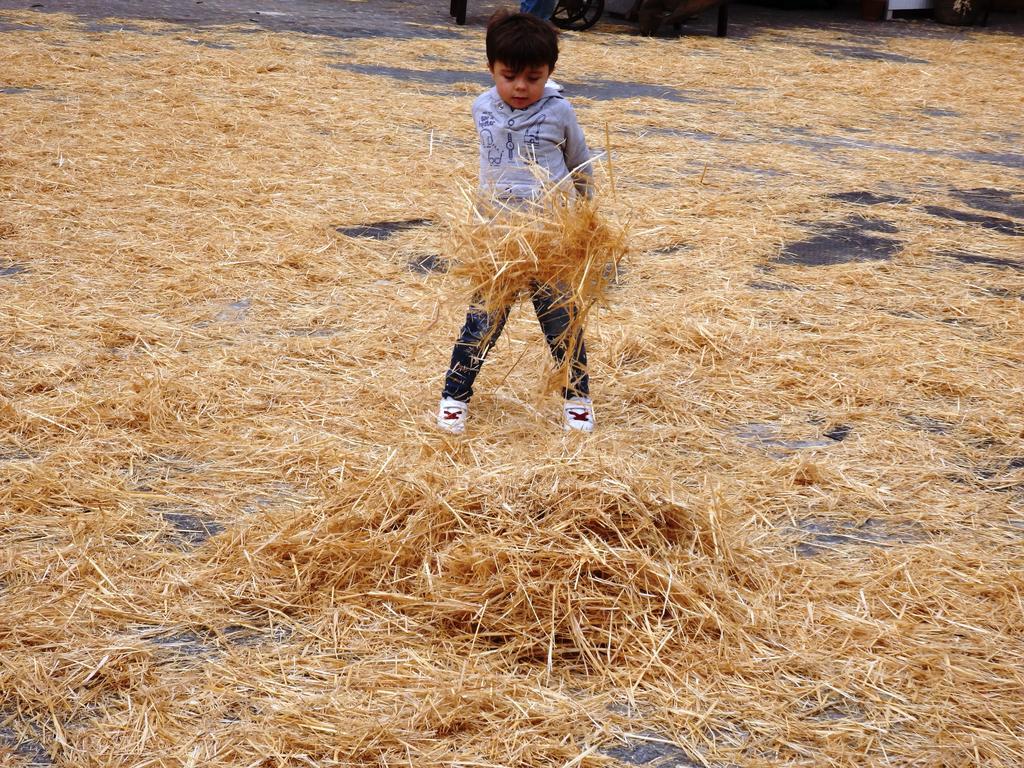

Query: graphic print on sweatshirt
[[472, 88, 592, 200], [524, 115, 547, 149]]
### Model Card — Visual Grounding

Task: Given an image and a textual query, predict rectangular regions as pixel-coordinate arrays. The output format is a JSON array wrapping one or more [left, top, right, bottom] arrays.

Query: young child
[[437, 11, 595, 435]]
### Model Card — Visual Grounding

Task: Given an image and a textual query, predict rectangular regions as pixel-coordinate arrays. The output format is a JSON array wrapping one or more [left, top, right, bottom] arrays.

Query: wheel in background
[[551, 0, 605, 30]]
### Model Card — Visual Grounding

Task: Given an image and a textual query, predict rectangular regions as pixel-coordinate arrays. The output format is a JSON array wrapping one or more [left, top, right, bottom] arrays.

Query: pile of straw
[[1, 8, 1022, 768]]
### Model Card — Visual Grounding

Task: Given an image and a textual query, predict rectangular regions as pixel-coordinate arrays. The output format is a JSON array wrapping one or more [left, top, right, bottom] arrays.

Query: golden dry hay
[[1, 8, 1022, 768], [449, 193, 628, 313], [447, 184, 629, 391]]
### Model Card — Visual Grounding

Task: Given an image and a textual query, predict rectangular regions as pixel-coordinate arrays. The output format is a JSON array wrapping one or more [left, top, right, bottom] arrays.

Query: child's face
[[489, 60, 552, 110]]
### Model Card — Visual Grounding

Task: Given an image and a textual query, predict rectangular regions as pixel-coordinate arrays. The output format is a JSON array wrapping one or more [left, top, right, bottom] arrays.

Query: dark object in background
[[934, 0, 991, 24], [634, 0, 729, 35], [860, 0, 886, 19], [552, 0, 607, 30], [449, 0, 467, 24], [740, 0, 834, 8]]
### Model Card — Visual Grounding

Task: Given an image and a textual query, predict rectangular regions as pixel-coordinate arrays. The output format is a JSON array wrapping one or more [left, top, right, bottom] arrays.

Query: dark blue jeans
[[442, 285, 589, 402], [521, 0, 558, 18]]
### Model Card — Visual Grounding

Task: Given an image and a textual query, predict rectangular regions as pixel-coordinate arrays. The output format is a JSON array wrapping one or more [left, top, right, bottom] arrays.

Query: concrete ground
[[1, 0, 1022, 42]]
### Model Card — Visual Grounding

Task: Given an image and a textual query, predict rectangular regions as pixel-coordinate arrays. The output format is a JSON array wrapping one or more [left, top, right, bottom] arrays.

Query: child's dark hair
[[486, 11, 559, 73]]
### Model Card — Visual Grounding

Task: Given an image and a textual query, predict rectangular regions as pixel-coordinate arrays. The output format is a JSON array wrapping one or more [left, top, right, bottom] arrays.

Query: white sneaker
[[437, 397, 468, 434], [546, 77, 564, 92], [563, 397, 594, 432]]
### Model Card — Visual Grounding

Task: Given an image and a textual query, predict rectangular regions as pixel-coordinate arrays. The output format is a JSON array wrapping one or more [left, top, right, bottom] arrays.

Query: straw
[[445, 178, 629, 393], [0, 9, 1022, 768]]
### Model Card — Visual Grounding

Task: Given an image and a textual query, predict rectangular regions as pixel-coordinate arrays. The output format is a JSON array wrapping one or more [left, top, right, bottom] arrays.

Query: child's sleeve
[[561, 103, 594, 199]]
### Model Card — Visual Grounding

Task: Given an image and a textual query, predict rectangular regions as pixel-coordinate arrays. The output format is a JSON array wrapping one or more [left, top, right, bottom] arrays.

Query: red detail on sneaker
[[443, 409, 462, 420], [568, 409, 590, 421]]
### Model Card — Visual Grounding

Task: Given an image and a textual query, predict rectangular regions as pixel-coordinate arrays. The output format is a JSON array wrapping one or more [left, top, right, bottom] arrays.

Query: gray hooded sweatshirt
[[472, 85, 593, 201]]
